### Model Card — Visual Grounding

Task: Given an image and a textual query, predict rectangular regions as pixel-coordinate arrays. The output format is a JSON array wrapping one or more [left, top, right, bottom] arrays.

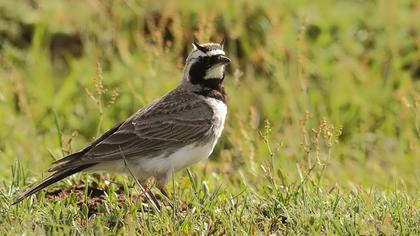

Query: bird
[[13, 40, 231, 206]]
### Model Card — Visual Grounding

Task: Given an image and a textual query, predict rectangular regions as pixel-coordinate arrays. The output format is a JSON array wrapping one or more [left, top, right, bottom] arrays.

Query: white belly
[[139, 141, 217, 174]]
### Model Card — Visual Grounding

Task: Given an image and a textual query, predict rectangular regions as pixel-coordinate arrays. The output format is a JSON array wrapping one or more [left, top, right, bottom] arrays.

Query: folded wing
[[52, 90, 214, 170]]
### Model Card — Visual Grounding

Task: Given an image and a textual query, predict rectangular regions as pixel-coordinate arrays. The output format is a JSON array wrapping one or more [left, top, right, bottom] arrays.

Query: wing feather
[[54, 90, 214, 168]]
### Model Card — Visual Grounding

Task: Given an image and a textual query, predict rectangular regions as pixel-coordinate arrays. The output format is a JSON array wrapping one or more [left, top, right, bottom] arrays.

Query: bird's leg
[[157, 186, 176, 210], [136, 179, 161, 211], [143, 186, 161, 210], [155, 173, 175, 209], [120, 149, 160, 211], [156, 172, 173, 199]]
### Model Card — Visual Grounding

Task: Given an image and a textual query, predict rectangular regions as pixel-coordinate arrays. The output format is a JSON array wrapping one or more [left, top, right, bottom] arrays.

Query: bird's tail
[[12, 163, 94, 205]]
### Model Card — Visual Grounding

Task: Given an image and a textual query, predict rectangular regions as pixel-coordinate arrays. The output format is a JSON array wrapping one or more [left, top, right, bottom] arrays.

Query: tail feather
[[52, 151, 84, 165], [13, 121, 123, 205], [12, 163, 95, 205], [52, 122, 123, 165]]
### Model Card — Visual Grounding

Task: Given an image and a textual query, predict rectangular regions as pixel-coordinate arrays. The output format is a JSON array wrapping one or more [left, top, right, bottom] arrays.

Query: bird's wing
[[53, 90, 214, 169]]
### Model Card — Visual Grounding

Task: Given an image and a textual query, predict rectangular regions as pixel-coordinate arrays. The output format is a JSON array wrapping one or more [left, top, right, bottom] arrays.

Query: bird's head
[[184, 41, 231, 85]]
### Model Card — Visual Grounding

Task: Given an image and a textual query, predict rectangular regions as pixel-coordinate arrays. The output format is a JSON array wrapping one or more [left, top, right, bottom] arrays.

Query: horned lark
[[13, 41, 230, 205]]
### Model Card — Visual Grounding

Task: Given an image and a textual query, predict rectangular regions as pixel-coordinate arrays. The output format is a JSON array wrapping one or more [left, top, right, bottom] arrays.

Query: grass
[[0, 0, 419, 234]]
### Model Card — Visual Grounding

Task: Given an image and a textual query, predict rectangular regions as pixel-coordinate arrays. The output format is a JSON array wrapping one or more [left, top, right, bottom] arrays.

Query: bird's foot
[[143, 186, 161, 211]]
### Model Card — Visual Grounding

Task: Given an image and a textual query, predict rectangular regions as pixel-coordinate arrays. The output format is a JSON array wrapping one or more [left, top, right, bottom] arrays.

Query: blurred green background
[[0, 0, 419, 234]]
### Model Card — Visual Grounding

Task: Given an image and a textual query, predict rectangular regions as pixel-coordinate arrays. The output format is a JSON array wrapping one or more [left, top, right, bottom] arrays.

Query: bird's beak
[[217, 55, 231, 65]]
